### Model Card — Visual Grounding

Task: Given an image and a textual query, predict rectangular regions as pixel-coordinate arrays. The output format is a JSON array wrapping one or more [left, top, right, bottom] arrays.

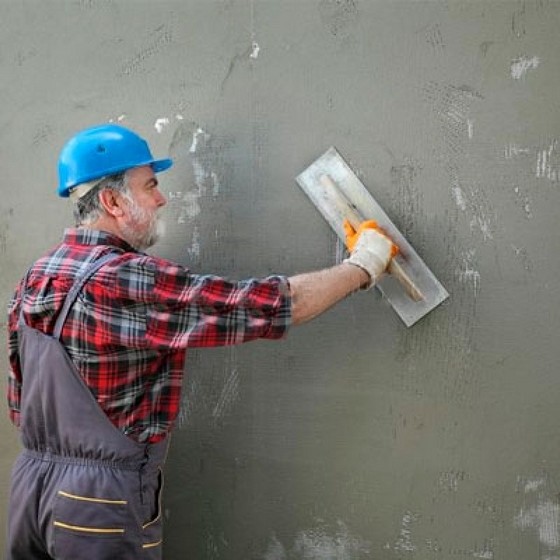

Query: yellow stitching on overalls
[[143, 540, 162, 549], [53, 521, 125, 534], [142, 467, 163, 529], [58, 490, 128, 505]]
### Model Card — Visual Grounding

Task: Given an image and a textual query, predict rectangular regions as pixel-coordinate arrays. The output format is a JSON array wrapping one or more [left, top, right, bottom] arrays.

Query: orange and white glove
[[343, 219, 398, 288]]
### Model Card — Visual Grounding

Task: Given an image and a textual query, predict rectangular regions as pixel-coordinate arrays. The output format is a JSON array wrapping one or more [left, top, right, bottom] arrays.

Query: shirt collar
[[63, 228, 137, 253]]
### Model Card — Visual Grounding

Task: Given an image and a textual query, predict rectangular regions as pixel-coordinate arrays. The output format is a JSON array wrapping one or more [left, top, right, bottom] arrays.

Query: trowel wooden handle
[[319, 174, 424, 302]]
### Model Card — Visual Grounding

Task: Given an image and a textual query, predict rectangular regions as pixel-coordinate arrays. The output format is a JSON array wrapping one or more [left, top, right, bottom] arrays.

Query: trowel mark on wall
[[449, 540, 495, 559], [212, 364, 240, 425], [513, 186, 533, 219], [120, 24, 173, 76], [511, 2, 527, 38], [390, 160, 425, 248], [318, 0, 359, 39], [422, 82, 489, 236], [450, 181, 495, 241], [424, 23, 445, 53], [437, 469, 467, 493], [263, 534, 286, 560], [32, 124, 53, 146], [512, 247, 533, 281]]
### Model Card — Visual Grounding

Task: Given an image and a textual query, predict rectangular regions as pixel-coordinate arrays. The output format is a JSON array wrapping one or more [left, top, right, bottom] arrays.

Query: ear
[[98, 189, 126, 218]]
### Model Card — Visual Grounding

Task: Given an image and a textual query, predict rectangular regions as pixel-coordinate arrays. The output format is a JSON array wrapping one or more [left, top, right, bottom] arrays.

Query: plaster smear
[[189, 127, 221, 196], [511, 56, 540, 79], [263, 521, 370, 559], [515, 476, 560, 555]]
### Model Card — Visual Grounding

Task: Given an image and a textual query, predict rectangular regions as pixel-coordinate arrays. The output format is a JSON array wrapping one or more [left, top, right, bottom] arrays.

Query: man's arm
[[289, 223, 396, 325], [289, 263, 368, 325]]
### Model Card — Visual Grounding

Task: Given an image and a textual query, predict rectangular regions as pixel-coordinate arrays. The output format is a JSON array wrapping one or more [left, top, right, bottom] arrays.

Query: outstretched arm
[[289, 222, 397, 325], [289, 263, 368, 325]]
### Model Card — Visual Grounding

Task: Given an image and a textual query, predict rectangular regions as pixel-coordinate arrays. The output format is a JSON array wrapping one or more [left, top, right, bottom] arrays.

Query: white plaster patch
[[457, 249, 481, 295], [515, 475, 560, 554], [250, 41, 260, 59], [386, 511, 419, 554], [189, 127, 207, 153], [511, 56, 540, 79], [452, 185, 467, 211], [154, 117, 170, 133], [188, 128, 221, 196], [283, 521, 370, 559], [516, 502, 560, 548], [470, 215, 493, 241], [536, 140, 559, 181], [505, 144, 531, 159], [467, 119, 474, 139], [168, 191, 202, 223], [524, 478, 546, 493], [187, 225, 200, 259], [473, 541, 494, 559], [108, 114, 127, 123]]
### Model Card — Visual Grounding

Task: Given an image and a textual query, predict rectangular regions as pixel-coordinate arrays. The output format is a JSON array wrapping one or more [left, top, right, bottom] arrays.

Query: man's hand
[[343, 219, 398, 288]]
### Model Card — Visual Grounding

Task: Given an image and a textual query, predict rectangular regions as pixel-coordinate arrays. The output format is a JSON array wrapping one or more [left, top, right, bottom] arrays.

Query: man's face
[[120, 165, 167, 251]]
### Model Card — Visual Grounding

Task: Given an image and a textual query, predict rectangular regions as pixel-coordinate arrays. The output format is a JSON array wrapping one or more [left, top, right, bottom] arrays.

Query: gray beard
[[121, 202, 165, 252]]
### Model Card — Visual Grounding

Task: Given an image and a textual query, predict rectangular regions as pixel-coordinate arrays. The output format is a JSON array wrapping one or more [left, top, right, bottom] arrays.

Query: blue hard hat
[[57, 124, 173, 198]]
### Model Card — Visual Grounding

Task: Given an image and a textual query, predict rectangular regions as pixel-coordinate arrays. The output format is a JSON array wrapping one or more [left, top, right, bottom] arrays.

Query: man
[[6, 124, 395, 559]]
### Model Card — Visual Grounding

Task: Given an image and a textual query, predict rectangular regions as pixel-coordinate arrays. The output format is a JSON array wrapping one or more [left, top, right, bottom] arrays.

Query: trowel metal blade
[[296, 147, 449, 327]]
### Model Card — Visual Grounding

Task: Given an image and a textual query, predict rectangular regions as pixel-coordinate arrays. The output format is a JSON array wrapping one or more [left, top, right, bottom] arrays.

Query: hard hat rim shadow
[[57, 124, 173, 198]]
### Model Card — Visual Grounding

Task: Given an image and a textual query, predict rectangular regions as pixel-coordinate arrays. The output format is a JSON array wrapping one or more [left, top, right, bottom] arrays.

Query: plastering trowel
[[296, 147, 448, 327]]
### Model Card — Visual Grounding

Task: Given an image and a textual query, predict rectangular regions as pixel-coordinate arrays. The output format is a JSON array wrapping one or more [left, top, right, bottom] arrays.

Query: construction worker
[[6, 123, 395, 559]]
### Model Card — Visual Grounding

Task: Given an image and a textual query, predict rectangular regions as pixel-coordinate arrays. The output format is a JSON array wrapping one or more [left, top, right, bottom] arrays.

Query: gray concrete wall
[[1, 0, 559, 558]]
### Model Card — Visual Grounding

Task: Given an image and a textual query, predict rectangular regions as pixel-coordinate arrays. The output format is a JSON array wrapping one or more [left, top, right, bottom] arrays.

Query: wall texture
[[1, 1, 560, 558]]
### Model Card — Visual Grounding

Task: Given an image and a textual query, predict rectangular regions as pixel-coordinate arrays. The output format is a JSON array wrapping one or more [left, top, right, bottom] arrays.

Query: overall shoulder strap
[[17, 268, 33, 327], [53, 252, 122, 340]]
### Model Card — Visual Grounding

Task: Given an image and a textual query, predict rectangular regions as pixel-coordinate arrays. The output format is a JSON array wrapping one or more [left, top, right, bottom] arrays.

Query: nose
[[154, 187, 167, 207]]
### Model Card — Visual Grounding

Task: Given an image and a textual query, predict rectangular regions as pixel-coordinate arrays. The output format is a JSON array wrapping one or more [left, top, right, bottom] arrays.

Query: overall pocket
[[53, 489, 131, 559]]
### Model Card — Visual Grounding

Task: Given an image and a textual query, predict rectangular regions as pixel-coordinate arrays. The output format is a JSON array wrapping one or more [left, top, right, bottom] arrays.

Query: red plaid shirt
[[7, 229, 291, 443]]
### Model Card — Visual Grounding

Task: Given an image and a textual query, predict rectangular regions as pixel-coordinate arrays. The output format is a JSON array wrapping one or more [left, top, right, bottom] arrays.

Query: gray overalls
[[7, 254, 170, 559]]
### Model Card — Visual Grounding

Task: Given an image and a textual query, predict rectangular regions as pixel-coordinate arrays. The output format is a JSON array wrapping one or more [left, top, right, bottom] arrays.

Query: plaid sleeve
[[113, 256, 292, 350]]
